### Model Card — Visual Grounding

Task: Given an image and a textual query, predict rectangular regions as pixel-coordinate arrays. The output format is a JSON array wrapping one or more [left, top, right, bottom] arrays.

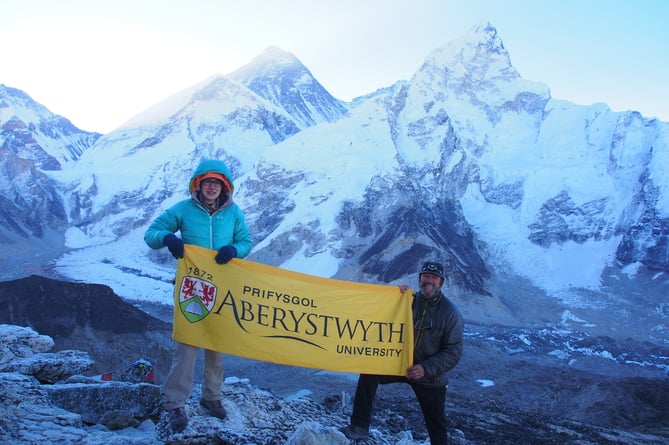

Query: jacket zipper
[[414, 301, 428, 349]]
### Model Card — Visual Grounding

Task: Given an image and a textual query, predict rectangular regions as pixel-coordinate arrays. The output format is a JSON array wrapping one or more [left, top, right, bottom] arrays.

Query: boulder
[[44, 381, 161, 427]]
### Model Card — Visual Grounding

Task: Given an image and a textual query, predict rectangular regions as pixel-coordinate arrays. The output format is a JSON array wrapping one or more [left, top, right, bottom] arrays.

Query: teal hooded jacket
[[144, 159, 252, 258]]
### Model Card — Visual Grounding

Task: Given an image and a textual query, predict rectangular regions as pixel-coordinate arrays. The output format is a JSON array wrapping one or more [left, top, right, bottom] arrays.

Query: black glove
[[215, 245, 237, 264], [163, 234, 184, 259]]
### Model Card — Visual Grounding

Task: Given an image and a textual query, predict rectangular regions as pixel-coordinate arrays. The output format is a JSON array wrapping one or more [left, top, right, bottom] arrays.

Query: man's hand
[[407, 364, 426, 380], [399, 284, 409, 293]]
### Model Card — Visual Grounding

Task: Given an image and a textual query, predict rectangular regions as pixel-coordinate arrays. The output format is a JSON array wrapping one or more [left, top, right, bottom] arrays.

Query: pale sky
[[1, 0, 667, 133]]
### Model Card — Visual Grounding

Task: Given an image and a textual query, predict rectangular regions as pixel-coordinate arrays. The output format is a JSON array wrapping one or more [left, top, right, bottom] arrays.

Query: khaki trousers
[[162, 341, 224, 410]]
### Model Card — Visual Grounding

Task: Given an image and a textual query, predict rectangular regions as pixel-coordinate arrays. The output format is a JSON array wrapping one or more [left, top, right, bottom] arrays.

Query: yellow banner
[[172, 244, 414, 376]]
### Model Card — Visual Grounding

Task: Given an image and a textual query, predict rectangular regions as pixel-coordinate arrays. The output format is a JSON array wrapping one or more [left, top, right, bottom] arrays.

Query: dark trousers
[[350, 374, 449, 445]]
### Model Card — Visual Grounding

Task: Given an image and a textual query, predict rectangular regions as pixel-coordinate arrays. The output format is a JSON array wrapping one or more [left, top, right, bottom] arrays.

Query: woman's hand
[[215, 245, 237, 264]]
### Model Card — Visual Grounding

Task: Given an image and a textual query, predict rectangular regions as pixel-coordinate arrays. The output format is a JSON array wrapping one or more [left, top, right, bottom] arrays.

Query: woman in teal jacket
[[144, 158, 252, 432]]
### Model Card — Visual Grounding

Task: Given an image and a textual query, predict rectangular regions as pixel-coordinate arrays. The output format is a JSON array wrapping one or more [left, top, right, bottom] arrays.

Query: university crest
[[177, 275, 217, 323]]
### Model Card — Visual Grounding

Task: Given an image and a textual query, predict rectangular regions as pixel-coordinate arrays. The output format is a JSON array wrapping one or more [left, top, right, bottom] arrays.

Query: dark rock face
[[333, 180, 490, 295], [0, 275, 169, 336], [528, 191, 613, 246], [0, 149, 69, 240], [242, 165, 304, 242], [616, 205, 669, 272], [0, 275, 174, 380]]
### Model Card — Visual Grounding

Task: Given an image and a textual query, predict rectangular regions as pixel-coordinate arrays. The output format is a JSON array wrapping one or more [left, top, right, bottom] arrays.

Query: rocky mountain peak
[[423, 20, 511, 74], [470, 21, 508, 54], [229, 45, 348, 128], [1, 84, 101, 170], [234, 45, 302, 75]]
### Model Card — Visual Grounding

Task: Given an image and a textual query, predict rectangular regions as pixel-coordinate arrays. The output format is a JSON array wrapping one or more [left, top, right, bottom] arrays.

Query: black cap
[[420, 261, 445, 280]]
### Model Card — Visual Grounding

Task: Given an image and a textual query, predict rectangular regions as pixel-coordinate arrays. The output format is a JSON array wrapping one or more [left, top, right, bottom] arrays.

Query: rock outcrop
[[0, 324, 413, 444], [0, 274, 174, 382]]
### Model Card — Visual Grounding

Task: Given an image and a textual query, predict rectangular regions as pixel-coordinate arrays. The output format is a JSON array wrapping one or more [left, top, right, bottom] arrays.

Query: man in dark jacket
[[341, 261, 464, 445]]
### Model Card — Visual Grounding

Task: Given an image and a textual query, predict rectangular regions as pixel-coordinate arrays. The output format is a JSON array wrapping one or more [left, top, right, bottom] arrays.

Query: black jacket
[[411, 291, 464, 386]]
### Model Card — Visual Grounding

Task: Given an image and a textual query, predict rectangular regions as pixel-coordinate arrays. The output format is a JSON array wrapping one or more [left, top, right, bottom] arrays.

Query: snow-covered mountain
[[228, 46, 349, 128], [0, 85, 100, 169], [1, 23, 667, 345], [0, 85, 100, 244]]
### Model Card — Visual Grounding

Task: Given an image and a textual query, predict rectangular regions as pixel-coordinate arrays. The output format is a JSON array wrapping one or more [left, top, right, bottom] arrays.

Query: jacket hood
[[189, 159, 234, 193]]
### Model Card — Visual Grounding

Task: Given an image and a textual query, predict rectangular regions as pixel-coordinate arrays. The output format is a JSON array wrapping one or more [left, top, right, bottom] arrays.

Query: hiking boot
[[167, 407, 188, 432], [340, 424, 369, 440], [200, 398, 227, 419]]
